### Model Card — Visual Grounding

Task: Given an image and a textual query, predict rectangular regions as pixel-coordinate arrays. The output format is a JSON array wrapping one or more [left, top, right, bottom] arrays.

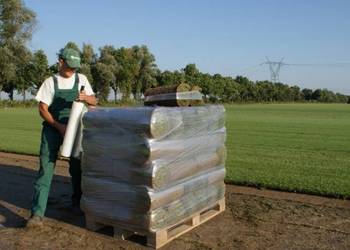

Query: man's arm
[[77, 91, 98, 106], [39, 102, 66, 136]]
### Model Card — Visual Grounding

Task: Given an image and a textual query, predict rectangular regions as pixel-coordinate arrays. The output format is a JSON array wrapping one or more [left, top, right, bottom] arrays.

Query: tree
[[99, 45, 119, 102], [290, 85, 302, 101], [0, 0, 36, 44], [222, 77, 239, 102], [302, 88, 313, 101], [133, 45, 157, 100], [27, 49, 50, 93], [197, 73, 212, 99], [311, 89, 322, 101], [81, 43, 96, 65], [235, 76, 256, 102], [183, 63, 199, 76], [2, 43, 33, 100], [155, 70, 184, 87], [14, 47, 32, 100], [91, 62, 111, 101], [0, 0, 36, 99], [114, 47, 138, 100], [80, 43, 96, 87], [0, 46, 16, 100]]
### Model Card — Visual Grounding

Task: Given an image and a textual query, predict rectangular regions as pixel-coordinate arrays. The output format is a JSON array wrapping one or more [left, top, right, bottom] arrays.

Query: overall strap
[[73, 73, 79, 89], [52, 75, 58, 92]]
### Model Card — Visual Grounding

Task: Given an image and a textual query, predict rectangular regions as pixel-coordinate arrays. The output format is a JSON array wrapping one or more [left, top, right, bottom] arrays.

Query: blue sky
[[24, 0, 350, 94]]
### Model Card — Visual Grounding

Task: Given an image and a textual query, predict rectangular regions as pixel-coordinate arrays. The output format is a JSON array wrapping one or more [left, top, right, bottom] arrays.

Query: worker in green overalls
[[27, 47, 97, 227]]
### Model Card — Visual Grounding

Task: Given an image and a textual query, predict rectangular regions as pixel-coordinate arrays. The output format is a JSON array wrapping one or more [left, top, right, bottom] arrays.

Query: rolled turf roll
[[150, 183, 225, 231], [82, 127, 226, 166], [190, 85, 204, 106], [82, 107, 183, 140], [144, 91, 203, 107], [82, 129, 226, 189], [82, 105, 225, 140], [80, 182, 225, 232], [82, 146, 225, 190], [81, 168, 225, 213], [150, 147, 226, 189], [144, 83, 191, 107], [144, 83, 191, 97]]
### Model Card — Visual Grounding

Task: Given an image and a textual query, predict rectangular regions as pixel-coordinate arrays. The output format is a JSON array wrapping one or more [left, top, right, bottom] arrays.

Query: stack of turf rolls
[[144, 83, 204, 107], [81, 105, 226, 232]]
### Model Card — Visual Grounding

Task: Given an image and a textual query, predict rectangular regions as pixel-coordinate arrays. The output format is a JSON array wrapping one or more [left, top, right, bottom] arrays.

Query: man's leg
[[69, 157, 82, 207], [31, 126, 62, 218]]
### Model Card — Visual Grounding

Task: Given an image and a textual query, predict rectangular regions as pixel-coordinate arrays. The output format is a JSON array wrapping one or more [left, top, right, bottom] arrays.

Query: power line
[[286, 62, 350, 67], [260, 58, 350, 82], [235, 59, 350, 83]]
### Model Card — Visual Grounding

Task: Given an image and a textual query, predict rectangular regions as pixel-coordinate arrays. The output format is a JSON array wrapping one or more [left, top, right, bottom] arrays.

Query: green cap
[[60, 48, 81, 69]]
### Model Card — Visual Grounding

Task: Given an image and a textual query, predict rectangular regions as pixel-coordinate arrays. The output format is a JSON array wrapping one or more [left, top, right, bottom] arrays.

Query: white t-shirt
[[35, 73, 94, 106]]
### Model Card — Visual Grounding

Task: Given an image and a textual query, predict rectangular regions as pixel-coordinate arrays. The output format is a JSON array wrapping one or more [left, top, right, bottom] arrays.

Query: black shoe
[[26, 215, 43, 228]]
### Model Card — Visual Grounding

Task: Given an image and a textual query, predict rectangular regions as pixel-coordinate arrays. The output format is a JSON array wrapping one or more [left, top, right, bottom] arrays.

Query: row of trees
[[1, 0, 349, 103]]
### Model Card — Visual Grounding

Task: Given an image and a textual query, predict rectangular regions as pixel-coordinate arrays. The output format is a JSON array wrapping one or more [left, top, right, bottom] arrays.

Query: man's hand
[[77, 90, 87, 102], [54, 122, 67, 137], [77, 90, 98, 106], [39, 102, 66, 137]]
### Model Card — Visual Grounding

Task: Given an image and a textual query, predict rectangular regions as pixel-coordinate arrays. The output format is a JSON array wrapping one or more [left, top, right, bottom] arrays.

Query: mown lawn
[[0, 108, 41, 155], [0, 104, 349, 197], [225, 103, 350, 198]]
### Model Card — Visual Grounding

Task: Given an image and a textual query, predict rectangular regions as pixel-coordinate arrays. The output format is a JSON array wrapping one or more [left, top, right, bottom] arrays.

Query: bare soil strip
[[0, 152, 349, 249]]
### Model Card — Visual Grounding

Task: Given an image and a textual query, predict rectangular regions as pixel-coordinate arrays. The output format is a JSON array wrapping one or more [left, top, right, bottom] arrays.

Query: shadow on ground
[[0, 153, 350, 250], [0, 163, 84, 228]]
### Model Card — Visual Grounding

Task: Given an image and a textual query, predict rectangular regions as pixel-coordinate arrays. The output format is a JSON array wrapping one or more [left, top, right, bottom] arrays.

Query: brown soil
[[0, 152, 349, 250]]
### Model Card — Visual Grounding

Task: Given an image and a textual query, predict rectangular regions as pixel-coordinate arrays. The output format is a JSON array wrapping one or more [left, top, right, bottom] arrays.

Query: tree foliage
[[0, 0, 36, 100]]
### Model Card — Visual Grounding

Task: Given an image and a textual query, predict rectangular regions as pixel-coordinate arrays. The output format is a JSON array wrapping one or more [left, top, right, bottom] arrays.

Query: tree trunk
[[114, 89, 117, 103], [0, 85, 2, 101], [9, 89, 14, 101], [23, 88, 26, 102]]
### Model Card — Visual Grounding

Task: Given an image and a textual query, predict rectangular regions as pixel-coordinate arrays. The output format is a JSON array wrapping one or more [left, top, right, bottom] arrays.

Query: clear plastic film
[[81, 105, 226, 232], [82, 130, 226, 189], [82, 167, 225, 213], [82, 105, 225, 140], [81, 181, 225, 232]]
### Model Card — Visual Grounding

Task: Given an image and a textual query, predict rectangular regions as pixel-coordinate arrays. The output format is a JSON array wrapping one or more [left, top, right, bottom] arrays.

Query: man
[[27, 47, 97, 227]]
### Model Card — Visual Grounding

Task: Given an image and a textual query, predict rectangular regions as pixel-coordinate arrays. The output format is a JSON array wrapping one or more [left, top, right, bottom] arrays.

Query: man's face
[[58, 58, 66, 70], [58, 58, 75, 77]]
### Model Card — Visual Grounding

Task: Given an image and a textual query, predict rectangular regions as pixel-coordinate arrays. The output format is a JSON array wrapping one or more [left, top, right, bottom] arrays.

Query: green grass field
[[0, 104, 349, 198]]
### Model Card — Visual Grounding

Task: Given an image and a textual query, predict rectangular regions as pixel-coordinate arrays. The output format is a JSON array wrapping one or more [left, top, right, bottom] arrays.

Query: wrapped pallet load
[[81, 105, 226, 241]]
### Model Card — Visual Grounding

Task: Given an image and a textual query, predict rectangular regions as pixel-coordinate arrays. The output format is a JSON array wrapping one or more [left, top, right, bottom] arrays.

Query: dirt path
[[0, 152, 349, 250]]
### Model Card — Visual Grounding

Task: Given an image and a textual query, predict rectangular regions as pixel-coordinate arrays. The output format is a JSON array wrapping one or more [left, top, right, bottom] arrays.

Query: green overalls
[[32, 73, 82, 217]]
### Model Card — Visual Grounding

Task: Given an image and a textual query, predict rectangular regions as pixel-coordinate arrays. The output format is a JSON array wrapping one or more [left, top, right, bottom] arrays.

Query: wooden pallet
[[85, 198, 225, 249]]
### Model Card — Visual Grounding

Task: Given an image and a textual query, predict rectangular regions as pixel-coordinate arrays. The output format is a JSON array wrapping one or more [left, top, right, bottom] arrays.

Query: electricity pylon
[[261, 57, 286, 83]]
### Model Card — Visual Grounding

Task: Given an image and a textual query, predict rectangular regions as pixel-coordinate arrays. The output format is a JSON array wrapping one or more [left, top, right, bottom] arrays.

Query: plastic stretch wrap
[[82, 167, 225, 213], [81, 182, 225, 232], [61, 101, 86, 157], [82, 105, 225, 140], [81, 105, 226, 232], [82, 132, 226, 189], [83, 128, 226, 164], [71, 105, 88, 159]]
